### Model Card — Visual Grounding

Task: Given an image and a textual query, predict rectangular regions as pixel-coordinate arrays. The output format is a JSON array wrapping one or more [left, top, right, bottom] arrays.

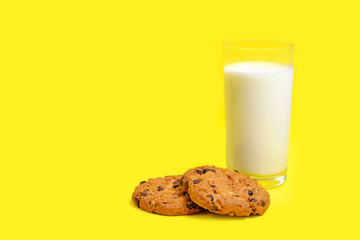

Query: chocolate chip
[[211, 169, 216, 173], [249, 213, 254, 216], [179, 176, 184, 186], [207, 194, 214, 201], [193, 179, 200, 184], [248, 190, 253, 196], [187, 202, 198, 209], [234, 170, 239, 173], [250, 198, 257, 202], [149, 201, 152, 204], [173, 180, 180, 188], [141, 191, 147, 197], [246, 184, 250, 186], [184, 181, 189, 190], [261, 200, 265, 207], [134, 197, 139, 207], [157, 186, 164, 191], [140, 181, 146, 184], [196, 170, 203, 175], [163, 202, 168, 204], [203, 169, 211, 173], [234, 195, 239, 197]]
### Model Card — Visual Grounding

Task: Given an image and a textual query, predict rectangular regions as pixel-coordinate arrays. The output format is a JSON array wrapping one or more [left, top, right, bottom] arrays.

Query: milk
[[224, 61, 293, 176]]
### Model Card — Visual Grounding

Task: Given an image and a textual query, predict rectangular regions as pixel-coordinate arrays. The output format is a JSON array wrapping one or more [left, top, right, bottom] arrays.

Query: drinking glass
[[223, 40, 294, 188]]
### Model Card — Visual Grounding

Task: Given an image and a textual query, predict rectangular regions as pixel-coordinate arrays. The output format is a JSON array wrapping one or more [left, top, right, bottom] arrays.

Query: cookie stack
[[132, 166, 270, 216]]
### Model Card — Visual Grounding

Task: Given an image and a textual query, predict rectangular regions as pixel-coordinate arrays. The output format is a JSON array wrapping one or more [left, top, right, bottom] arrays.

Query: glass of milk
[[223, 40, 294, 189]]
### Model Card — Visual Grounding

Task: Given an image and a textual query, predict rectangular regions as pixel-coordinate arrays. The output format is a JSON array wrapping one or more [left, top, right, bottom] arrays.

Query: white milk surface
[[224, 61, 293, 176]]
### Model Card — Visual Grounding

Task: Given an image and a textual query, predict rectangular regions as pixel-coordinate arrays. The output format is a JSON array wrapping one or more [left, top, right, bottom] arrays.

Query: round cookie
[[132, 175, 204, 216], [180, 166, 270, 216]]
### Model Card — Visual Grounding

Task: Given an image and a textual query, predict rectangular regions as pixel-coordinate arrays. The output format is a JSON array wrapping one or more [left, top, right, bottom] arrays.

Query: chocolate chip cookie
[[180, 166, 270, 216], [132, 175, 204, 216]]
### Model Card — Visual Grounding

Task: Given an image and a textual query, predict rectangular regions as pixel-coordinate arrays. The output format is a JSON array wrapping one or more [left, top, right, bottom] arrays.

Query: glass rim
[[223, 39, 294, 50]]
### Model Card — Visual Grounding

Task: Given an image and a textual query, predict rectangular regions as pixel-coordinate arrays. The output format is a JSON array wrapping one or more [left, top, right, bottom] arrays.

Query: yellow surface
[[1, 0, 359, 239]]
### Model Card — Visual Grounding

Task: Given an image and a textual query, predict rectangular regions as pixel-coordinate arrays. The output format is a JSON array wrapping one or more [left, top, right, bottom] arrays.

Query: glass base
[[251, 175, 286, 189], [227, 166, 287, 189]]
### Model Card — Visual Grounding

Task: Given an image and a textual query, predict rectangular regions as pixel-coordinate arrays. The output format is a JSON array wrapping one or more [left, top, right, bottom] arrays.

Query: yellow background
[[1, 0, 359, 239]]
